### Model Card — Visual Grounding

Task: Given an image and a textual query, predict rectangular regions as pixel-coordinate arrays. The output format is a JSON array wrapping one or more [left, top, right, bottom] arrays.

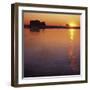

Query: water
[[24, 28, 80, 77]]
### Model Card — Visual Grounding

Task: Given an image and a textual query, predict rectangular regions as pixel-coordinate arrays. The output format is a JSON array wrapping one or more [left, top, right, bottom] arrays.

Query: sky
[[24, 12, 80, 26]]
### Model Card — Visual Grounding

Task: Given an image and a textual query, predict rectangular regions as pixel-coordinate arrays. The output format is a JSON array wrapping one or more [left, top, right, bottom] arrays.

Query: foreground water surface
[[24, 29, 80, 77]]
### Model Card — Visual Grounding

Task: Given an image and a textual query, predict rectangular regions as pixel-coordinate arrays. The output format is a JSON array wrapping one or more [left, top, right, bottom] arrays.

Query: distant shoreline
[[24, 25, 80, 29]]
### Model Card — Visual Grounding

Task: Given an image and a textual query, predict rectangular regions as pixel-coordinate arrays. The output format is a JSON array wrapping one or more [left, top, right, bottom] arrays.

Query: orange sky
[[24, 12, 80, 26]]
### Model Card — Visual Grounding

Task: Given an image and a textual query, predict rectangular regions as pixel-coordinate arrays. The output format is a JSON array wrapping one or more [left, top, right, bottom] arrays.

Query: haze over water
[[24, 28, 80, 77]]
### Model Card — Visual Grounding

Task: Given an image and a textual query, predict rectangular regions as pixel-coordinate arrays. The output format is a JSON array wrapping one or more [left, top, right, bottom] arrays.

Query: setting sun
[[69, 23, 76, 27]]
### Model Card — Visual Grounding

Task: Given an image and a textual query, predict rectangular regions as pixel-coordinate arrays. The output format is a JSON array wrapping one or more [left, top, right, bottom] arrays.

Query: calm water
[[24, 29, 80, 77]]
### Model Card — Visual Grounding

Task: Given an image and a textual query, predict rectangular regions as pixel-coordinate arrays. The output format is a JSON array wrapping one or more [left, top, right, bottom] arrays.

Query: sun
[[69, 23, 76, 27]]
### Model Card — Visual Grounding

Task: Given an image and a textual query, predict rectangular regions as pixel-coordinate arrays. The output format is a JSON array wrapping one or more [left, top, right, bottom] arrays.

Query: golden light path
[[69, 29, 75, 40], [68, 22, 76, 40], [68, 26, 79, 72]]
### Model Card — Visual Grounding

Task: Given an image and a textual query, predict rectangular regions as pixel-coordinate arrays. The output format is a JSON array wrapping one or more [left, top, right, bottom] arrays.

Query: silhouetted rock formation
[[30, 20, 46, 32]]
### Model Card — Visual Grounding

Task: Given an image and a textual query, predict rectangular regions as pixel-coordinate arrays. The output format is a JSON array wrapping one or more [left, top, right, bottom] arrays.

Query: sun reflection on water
[[69, 29, 75, 40], [68, 29, 79, 72]]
